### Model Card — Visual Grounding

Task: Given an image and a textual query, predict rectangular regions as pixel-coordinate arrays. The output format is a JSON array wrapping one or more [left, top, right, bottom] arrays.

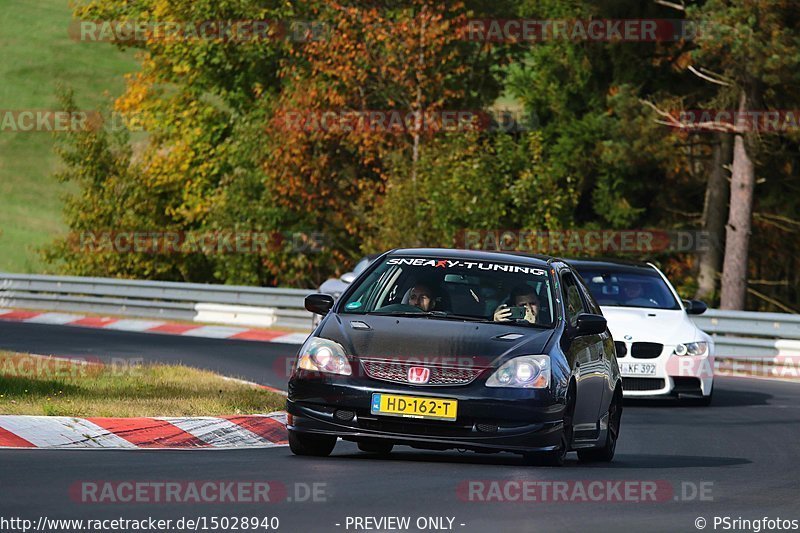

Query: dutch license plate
[[620, 362, 657, 376], [370, 393, 458, 421]]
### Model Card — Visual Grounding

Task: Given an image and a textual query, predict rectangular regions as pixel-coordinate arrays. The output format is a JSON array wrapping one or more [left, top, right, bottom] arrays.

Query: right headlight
[[295, 337, 352, 376], [486, 355, 550, 389], [673, 342, 708, 356]]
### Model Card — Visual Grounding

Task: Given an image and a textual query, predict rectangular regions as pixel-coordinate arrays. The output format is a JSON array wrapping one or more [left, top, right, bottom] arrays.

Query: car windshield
[[578, 269, 680, 310], [340, 256, 556, 328]]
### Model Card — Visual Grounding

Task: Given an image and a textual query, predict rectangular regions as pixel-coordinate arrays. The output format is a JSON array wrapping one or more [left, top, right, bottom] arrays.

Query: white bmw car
[[570, 259, 714, 405]]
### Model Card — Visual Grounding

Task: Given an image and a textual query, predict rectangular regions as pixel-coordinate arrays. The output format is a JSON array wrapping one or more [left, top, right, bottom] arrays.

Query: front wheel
[[523, 432, 568, 467], [523, 387, 575, 467], [578, 390, 621, 463], [687, 391, 713, 406], [288, 430, 337, 457]]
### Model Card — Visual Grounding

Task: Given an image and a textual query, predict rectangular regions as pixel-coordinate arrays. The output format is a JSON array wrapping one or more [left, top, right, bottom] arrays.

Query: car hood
[[600, 306, 701, 345], [318, 314, 555, 368]]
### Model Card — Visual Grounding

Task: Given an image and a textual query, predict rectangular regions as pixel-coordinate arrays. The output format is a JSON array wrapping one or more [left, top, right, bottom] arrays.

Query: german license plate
[[370, 393, 458, 421], [620, 362, 657, 376]]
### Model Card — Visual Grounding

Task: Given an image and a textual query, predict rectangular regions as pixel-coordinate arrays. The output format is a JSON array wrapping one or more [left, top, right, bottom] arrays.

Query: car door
[[576, 273, 616, 418], [559, 269, 604, 437]]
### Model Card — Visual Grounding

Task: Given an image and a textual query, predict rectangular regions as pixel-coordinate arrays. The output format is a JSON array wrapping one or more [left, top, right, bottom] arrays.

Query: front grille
[[622, 377, 665, 391], [614, 341, 627, 357], [360, 359, 485, 386], [334, 409, 356, 421], [631, 342, 663, 359]]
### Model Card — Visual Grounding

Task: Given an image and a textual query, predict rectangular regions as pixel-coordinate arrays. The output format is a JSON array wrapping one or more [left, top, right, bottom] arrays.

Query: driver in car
[[408, 284, 435, 312], [494, 285, 539, 324], [622, 281, 653, 306]]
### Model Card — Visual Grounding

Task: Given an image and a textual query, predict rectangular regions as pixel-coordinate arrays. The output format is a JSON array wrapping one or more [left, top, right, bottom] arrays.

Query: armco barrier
[[0, 273, 313, 330], [1, 273, 798, 353], [691, 309, 800, 359]]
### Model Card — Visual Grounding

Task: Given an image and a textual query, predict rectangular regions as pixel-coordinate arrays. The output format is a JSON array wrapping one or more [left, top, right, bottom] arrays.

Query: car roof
[[566, 258, 659, 275], [388, 248, 554, 268]]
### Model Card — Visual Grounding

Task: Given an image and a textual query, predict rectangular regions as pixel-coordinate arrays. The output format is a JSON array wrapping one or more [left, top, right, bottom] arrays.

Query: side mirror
[[340, 272, 356, 284], [576, 313, 607, 336], [683, 299, 708, 315], [305, 293, 335, 315]]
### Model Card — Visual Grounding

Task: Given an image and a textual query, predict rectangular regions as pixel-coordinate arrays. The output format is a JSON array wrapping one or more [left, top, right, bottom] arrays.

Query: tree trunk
[[695, 132, 733, 302], [720, 90, 757, 310], [410, 6, 427, 186]]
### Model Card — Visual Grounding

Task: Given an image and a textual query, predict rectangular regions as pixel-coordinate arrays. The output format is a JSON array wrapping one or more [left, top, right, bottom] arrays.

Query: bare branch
[[688, 65, 732, 86], [654, 0, 685, 11], [640, 99, 742, 133], [747, 287, 799, 314]]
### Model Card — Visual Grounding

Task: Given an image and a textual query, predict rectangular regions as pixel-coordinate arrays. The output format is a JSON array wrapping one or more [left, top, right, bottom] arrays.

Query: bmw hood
[[317, 314, 555, 368], [600, 307, 702, 345]]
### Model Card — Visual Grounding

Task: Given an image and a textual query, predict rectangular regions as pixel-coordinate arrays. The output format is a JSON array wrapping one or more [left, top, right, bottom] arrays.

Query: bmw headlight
[[486, 355, 550, 389], [296, 337, 352, 375], [673, 342, 708, 356]]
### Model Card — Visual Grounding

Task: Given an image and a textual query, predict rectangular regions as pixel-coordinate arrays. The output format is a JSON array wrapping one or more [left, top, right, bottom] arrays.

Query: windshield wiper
[[368, 311, 552, 326], [371, 311, 494, 323], [426, 311, 495, 323]]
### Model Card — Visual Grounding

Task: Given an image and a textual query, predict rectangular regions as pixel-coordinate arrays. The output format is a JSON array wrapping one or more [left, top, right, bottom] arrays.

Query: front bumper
[[621, 353, 714, 398], [287, 374, 566, 453]]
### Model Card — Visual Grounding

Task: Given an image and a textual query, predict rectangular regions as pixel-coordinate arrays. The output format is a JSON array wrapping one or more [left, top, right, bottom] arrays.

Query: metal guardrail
[[690, 309, 800, 359], [1, 273, 798, 356], [0, 273, 313, 330]]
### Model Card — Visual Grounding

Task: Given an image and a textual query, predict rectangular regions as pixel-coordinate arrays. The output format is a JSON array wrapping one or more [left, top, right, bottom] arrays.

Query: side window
[[576, 275, 602, 315], [561, 271, 588, 326]]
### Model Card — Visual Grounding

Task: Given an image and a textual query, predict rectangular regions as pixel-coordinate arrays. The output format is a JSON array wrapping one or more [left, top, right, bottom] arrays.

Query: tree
[[687, 0, 800, 309]]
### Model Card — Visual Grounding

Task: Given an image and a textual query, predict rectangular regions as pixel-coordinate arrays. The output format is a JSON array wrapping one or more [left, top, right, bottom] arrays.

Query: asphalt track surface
[[0, 321, 298, 390], [2, 322, 800, 532]]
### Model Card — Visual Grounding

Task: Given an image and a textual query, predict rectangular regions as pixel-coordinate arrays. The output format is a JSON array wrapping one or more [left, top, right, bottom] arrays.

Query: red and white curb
[[0, 412, 288, 450], [0, 309, 308, 345]]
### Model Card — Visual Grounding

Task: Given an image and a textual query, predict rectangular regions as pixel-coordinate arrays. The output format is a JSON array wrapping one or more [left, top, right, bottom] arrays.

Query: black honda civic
[[286, 249, 622, 466]]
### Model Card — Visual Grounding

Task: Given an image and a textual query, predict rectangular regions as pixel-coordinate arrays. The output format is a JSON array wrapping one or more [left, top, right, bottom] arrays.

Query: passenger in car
[[493, 285, 540, 324]]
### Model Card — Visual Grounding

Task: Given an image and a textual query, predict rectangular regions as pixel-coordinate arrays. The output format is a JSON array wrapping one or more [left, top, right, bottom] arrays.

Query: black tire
[[523, 432, 568, 467], [288, 430, 337, 457], [578, 389, 622, 463], [357, 440, 394, 455], [687, 391, 713, 406]]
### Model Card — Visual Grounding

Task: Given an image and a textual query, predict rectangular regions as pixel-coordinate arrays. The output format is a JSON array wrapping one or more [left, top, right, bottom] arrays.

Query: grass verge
[[0, 0, 137, 273], [0, 351, 285, 417]]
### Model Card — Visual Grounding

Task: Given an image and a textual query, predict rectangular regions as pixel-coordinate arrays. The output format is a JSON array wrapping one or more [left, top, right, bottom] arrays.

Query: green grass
[[0, 0, 137, 273], [0, 351, 286, 417]]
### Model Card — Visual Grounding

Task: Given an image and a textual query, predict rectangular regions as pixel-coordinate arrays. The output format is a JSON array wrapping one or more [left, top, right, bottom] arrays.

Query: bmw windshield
[[340, 256, 556, 328], [579, 269, 680, 310]]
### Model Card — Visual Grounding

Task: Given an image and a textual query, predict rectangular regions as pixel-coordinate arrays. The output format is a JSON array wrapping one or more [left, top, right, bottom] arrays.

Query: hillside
[[0, 0, 136, 272]]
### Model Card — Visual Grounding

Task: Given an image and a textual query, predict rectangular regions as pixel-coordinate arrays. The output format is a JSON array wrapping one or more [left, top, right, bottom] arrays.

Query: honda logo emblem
[[407, 366, 430, 384]]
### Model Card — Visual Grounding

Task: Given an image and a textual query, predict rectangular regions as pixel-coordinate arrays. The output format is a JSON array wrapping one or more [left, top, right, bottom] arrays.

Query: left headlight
[[296, 337, 352, 376], [486, 355, 550, 389], [673, 342, 708, 356]]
